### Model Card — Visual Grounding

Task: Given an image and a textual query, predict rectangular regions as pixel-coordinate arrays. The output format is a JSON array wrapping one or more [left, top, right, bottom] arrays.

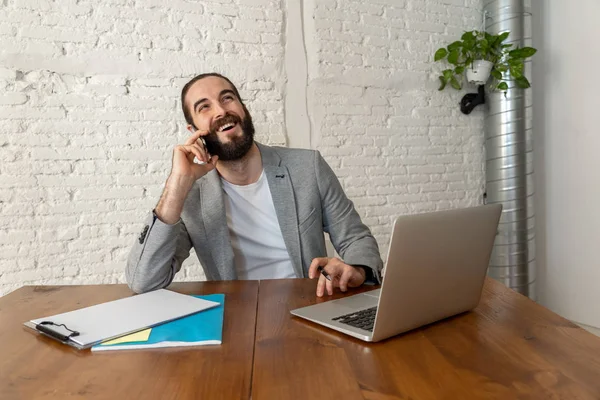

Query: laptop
[[291, 204, 502, 342]]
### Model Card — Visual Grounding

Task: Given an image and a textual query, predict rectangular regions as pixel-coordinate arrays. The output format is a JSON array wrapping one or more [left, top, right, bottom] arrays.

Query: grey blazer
[[126, 143, 383, 293]]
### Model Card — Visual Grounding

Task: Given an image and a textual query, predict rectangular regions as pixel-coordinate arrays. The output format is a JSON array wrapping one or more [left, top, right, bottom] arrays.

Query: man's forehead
[[187, 76, 235, 102]]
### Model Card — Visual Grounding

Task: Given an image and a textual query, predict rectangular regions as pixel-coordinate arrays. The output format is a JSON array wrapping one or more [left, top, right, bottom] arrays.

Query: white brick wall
[[307, 0, 485, 259], [0, 0, 483, 296]]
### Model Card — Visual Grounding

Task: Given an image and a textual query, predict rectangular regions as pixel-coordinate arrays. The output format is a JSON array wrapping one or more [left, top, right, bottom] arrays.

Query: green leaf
[[461, 31, 475, 41], [509, 47, 537, 59], [434, 48, 448, 61], [447, 50, 460, 65], [443, 69, 454, 80], [519, 47, 537, 57], [496, 63, 509, 73], [454, 66, 465, 74], [450, 75, 461, 90], [447, 41, 462, 51], [491, 69, 503, 80], [497, 82, 508, 91], [515, 76, 531, 88], [462, 39, 475, 52], [509, 62, 524, 78], [438, 76, 447, 91], [498, 31, 510, 43]]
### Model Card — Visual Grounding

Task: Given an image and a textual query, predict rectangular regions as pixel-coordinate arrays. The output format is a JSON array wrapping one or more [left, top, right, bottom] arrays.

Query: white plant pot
[[466, 60, 494, 85]]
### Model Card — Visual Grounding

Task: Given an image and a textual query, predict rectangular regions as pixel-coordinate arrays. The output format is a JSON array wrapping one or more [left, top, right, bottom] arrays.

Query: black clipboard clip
[[36, 321, 80, 342]]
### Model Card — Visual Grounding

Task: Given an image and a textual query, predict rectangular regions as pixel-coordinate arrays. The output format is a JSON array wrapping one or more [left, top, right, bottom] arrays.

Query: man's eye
[[223, 95, 234, 102], [198, 104, 208, 112]]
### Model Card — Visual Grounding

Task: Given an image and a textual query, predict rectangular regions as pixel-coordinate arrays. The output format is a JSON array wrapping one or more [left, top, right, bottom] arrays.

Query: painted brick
[[0, 0, 483, 296]]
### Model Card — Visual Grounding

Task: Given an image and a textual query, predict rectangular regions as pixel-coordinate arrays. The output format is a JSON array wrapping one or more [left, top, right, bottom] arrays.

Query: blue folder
[[92, 294, 224, 351]]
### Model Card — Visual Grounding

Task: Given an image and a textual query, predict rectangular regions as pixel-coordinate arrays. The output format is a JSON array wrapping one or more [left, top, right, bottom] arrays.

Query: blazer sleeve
[[125, 210, 193, 293], [314, 151, 383, 283]]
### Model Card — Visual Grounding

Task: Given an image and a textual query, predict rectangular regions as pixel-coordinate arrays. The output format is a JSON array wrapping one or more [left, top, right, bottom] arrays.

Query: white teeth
[[218, 122, 235, 132]]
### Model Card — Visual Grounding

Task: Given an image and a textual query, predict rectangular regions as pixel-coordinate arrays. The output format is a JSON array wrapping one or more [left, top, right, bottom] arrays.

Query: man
[[126, 73, 383, 297]]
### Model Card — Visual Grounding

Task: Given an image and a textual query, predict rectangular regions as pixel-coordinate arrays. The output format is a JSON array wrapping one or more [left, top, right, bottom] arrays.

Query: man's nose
[[212, 102, 226, 119]]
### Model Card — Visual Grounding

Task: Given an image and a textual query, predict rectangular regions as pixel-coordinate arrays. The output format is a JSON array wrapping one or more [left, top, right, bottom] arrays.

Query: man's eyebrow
[[219, 89, 236, 98], [192, 98, 208, 113]]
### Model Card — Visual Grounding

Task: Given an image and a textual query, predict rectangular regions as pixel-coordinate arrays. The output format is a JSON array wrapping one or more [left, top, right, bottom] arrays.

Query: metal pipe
[[483, 0, 536, 298]]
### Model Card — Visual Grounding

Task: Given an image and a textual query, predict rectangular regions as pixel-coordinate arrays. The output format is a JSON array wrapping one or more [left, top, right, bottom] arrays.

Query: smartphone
[[191, 127, 210, 165]]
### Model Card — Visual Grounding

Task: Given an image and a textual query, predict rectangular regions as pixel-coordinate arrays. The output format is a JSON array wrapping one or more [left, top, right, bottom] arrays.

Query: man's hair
[[181, 72, 244, 128]]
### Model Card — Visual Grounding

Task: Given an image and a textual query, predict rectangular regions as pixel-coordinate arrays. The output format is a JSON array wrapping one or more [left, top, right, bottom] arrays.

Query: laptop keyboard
[[331, 306, 377, 332]]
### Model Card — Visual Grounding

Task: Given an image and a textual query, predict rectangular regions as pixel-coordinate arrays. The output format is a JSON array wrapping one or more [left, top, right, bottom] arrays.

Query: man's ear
[[187, 124, 196, 133]]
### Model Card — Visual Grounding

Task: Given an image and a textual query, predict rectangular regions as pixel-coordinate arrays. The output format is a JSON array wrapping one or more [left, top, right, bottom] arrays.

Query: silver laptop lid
[[371, 204, 502, 341]]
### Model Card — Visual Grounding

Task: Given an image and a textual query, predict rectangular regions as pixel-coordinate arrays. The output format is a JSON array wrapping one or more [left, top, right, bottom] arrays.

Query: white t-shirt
[[221, 171, 296, 280]]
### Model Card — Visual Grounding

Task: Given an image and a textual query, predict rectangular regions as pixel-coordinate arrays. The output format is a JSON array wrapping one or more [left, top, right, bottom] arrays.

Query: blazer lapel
[[260, 145, 304, 278], [200, 171, 237, 280]]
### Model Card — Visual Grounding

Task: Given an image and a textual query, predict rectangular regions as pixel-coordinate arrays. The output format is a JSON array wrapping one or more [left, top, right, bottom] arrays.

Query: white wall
[[533, 0, 600, 328], [0, 0, 484, 296], [307, 0, 485, 255]]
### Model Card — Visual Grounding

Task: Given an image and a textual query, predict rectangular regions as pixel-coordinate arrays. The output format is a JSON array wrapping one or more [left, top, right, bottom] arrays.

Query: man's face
[[185, 76, 255, 161]]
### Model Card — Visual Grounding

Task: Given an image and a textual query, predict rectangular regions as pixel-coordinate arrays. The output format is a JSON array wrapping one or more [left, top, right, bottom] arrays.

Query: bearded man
[[126, 73, 383, 297]]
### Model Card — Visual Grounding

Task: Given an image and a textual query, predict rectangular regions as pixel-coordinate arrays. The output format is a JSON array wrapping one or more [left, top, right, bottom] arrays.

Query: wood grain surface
[[251, 278, 600, 400], [0, 281, 258, 400]]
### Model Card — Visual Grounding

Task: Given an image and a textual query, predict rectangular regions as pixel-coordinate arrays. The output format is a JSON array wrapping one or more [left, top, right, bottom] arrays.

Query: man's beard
[[203, 110, 255, 162]]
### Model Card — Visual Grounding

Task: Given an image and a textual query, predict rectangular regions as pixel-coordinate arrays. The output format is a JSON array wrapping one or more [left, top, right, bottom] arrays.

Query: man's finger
[[309, 257, 329, 279], [186, 146, 204, 164], [338, 268, 353, 292], [208, 154, 219, 167], [316, 274, 327, 297], [191, 143, 210, 162], [348, 266, 367, 288], [176, 144, 202, 162], [184, 129, 207, 145], [325, 275, 334, 295]]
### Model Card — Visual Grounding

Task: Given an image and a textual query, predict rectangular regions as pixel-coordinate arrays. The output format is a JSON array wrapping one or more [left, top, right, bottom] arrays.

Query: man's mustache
[[209, 113, 242, 135]]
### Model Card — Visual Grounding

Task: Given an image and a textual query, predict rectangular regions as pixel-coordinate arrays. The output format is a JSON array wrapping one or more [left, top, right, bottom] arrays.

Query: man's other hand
[[308, 257, 367, 297]]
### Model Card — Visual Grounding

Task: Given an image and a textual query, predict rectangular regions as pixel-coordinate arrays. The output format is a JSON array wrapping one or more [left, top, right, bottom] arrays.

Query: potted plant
[[434, 30, 537, 94]]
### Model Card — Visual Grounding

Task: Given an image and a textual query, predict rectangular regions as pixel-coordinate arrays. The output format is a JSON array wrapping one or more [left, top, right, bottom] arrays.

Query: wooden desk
[[252, 278, 600, 400], [0, 281, 258, 400], [2, 279, 600, 399]]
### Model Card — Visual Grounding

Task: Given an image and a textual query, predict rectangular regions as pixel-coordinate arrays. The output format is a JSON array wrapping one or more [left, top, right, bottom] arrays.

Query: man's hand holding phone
[[172, 129, 218, 181], [155, 129, 219, 224]]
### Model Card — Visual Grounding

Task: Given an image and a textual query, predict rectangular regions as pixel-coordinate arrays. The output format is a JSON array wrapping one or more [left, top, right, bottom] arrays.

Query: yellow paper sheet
[[101, 328, 152, 345]]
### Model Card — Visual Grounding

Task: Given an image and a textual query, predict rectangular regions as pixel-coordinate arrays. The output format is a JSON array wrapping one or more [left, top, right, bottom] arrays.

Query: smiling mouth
[[217, 122, 237, 132]]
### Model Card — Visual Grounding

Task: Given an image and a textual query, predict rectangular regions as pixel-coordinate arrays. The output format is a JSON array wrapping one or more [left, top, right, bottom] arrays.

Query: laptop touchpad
[[333, 293, 379, 310]]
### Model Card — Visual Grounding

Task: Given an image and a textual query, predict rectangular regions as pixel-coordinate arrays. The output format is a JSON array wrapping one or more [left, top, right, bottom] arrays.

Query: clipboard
[[24, 289, 220, 350]]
